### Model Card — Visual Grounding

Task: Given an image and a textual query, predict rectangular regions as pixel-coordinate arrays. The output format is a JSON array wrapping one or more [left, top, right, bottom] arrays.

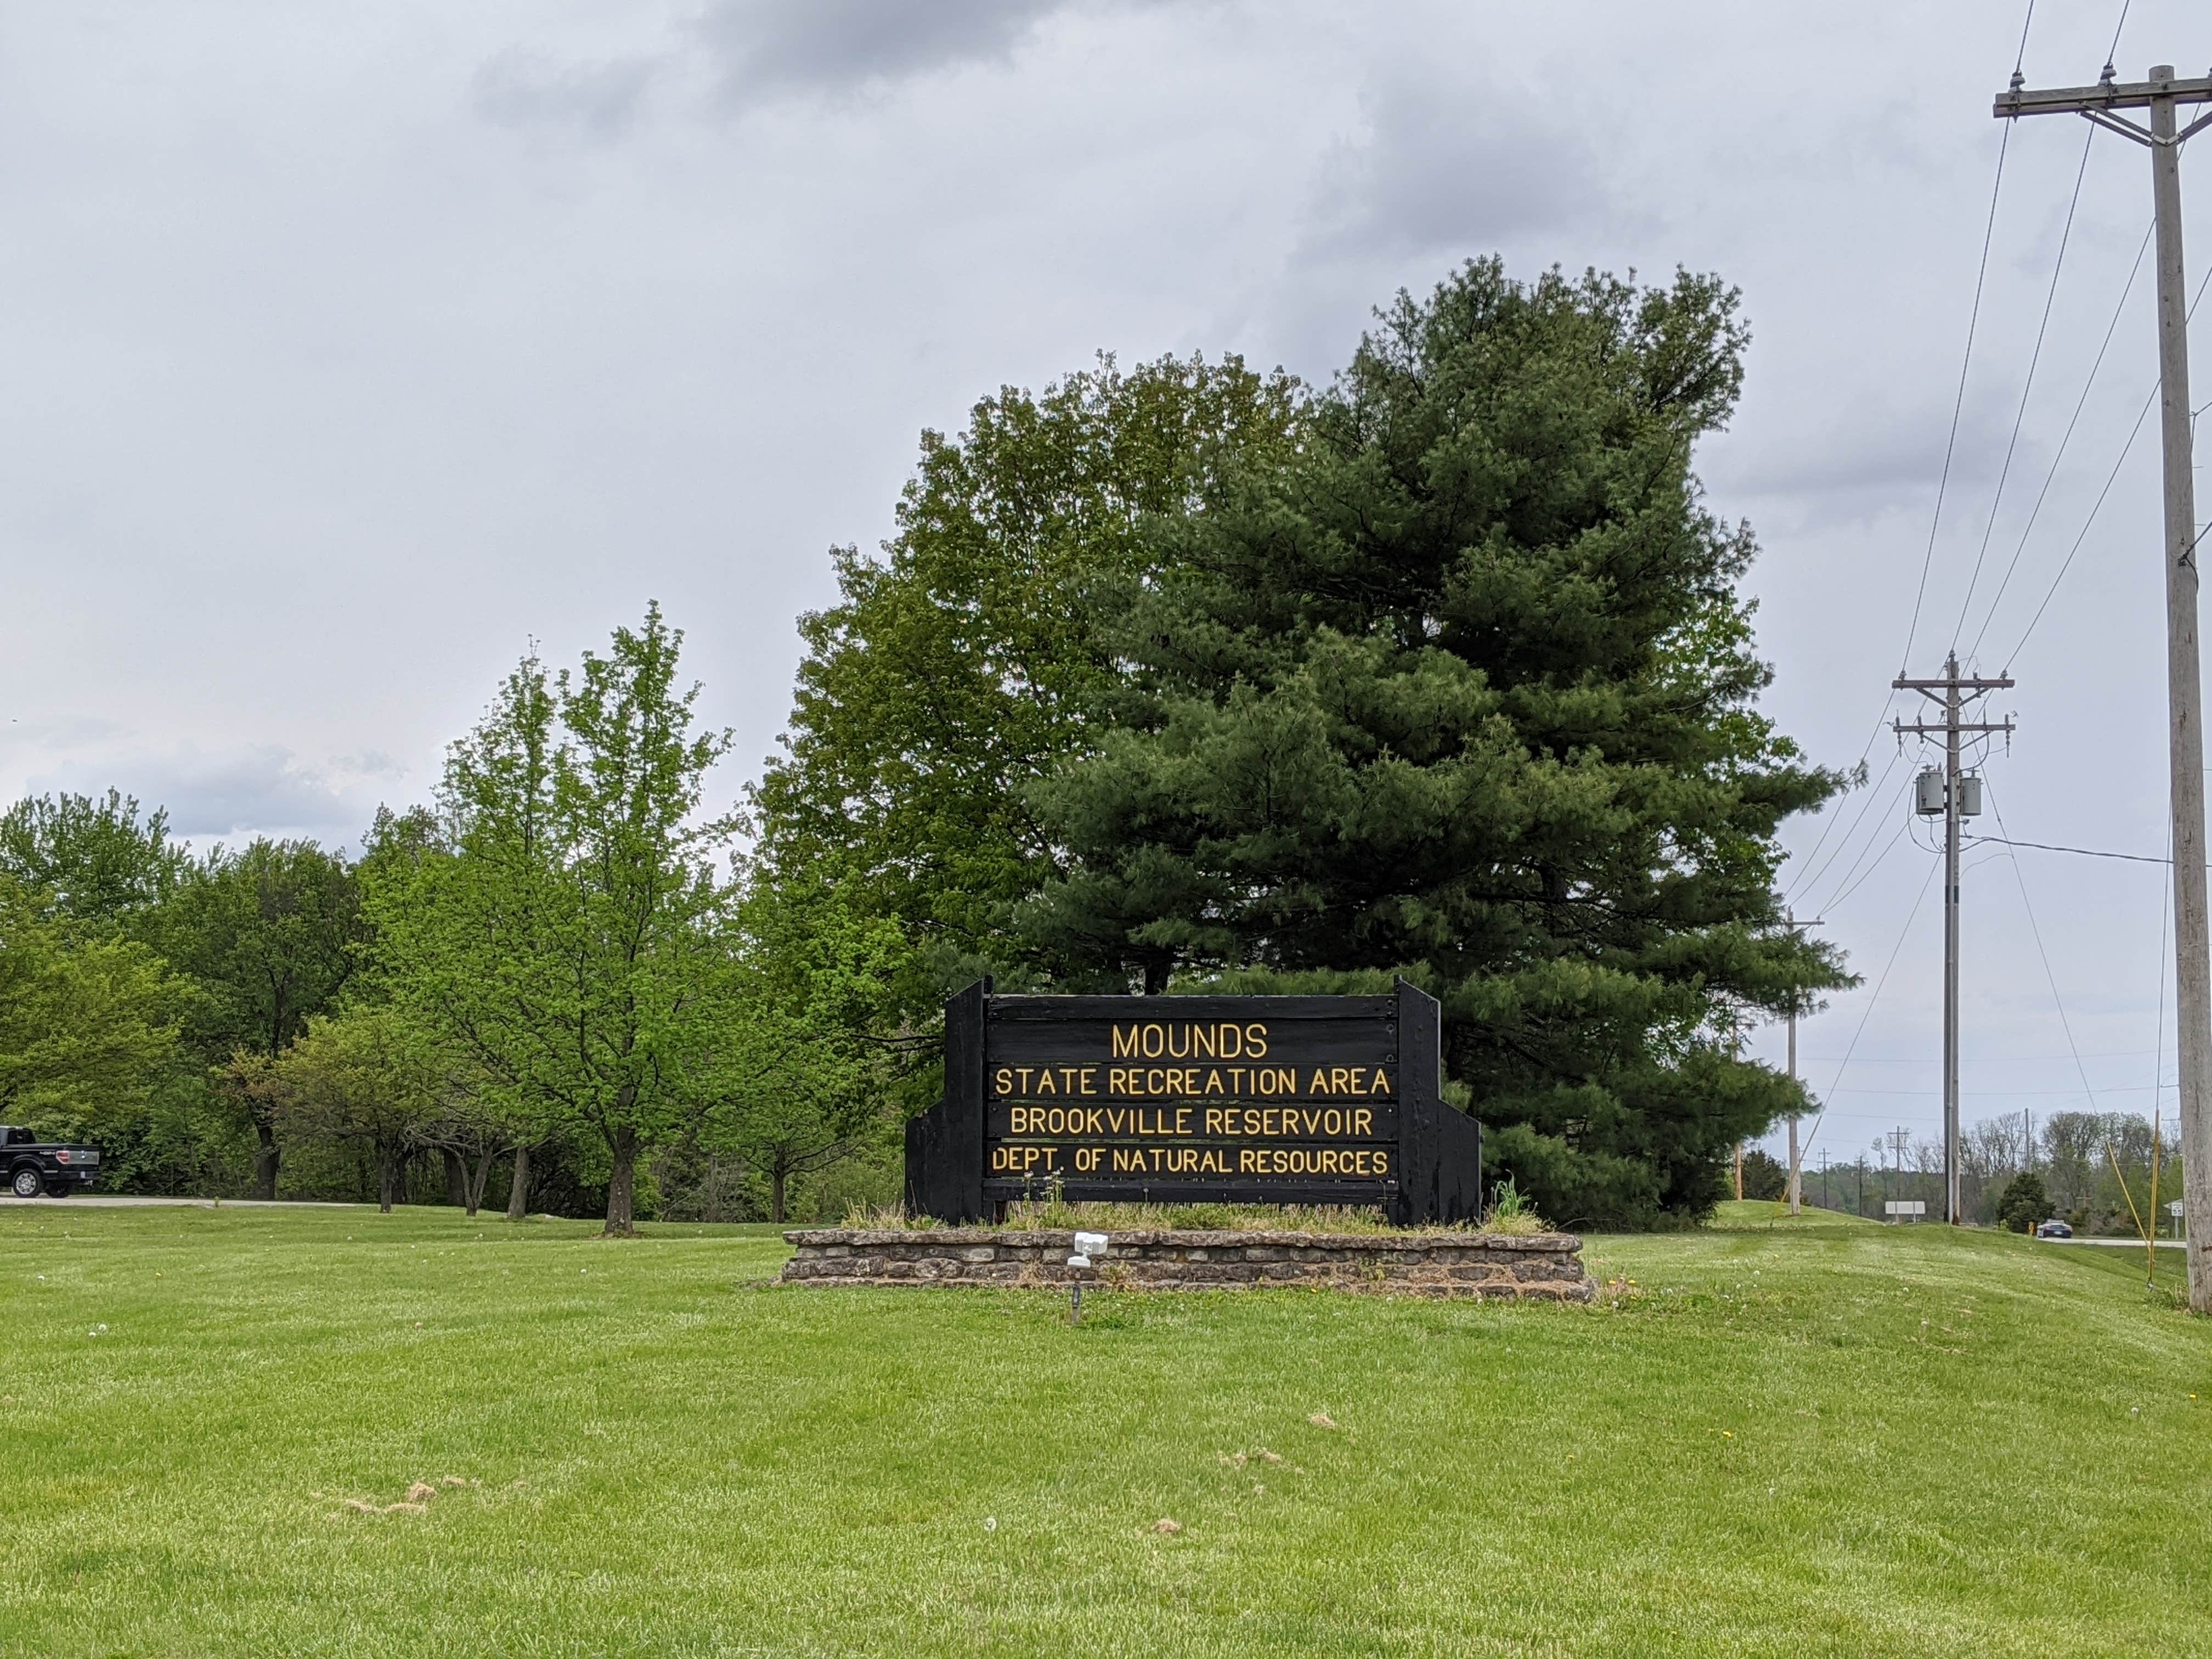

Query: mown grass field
[[0, 1200, 2205, 1657]]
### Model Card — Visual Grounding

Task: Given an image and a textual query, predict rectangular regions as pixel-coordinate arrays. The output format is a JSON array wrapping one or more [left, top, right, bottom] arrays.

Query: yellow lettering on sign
[[994, 1069, 1012, 1096]]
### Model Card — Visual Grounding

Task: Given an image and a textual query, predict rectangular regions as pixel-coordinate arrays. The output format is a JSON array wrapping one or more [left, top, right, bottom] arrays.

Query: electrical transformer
[[1915, 769, 1945, 816]]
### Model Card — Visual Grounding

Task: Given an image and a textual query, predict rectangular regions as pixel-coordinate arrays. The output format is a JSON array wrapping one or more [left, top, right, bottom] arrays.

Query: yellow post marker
[[2149, 1111, 2163, 1287], [2106, 1143, 2152, 1280]]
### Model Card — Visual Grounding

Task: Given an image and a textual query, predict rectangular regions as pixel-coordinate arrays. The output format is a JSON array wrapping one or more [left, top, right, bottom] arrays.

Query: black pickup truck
[[3, 1127, 100, 1197]]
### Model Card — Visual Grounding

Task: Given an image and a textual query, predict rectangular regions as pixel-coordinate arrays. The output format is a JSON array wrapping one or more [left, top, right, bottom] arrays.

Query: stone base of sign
[[778, 1228, 1589, 1300]]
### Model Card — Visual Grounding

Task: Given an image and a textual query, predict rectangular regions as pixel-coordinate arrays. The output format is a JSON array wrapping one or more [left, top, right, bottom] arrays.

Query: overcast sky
[[5, 1, 2209, 1165]]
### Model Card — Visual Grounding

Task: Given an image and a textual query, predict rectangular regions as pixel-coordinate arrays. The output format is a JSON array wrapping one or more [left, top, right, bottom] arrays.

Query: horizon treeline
[[7, 256, 1917, 1229]]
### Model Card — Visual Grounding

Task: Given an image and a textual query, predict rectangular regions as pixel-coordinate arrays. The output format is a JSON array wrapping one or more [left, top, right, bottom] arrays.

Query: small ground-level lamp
[[1069, 1231, 1109, 1322]]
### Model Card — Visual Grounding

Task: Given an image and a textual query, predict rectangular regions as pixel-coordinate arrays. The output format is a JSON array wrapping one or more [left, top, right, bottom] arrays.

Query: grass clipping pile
[[318, 1476, 483, 1519]]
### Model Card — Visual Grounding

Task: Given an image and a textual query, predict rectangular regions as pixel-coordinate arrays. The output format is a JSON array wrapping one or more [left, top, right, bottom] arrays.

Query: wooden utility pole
[[1996, 65, 2212, 1308], [1779, 912, 1821, 1216], [1894, 656, 2013, 1224], [1787, 1002, 1799, 1214]]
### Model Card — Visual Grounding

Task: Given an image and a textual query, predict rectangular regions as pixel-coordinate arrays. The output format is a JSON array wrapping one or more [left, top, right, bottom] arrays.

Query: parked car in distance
[[2034, 1219, 2073, 1239], [2, 1126, 101, 1197]]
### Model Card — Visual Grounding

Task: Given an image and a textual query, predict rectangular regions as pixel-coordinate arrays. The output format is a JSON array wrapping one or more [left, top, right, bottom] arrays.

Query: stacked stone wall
[[780, 1227, 1588, 1300]]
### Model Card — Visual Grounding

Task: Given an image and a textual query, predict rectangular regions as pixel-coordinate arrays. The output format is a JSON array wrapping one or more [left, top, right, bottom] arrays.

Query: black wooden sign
[[904, 980, 1482, 1225]]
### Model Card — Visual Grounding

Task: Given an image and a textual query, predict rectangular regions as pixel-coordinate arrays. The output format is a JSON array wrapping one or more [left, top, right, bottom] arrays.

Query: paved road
[[0, 1195, 374, 1209], [2042, 1234, 2186, 1249]]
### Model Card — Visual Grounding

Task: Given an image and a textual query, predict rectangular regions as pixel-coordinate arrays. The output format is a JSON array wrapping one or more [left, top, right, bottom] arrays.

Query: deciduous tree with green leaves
[[369, 605, 736, 1235], [748, 353, 1304, 1033], [1018, 261, 1851, 1227], [149, 839, 366, 1198], [243, 1006, 455, 1212], [0, 873, 180, 1135], [707, 874, 902, 1223], [0, 789, 188, 927]]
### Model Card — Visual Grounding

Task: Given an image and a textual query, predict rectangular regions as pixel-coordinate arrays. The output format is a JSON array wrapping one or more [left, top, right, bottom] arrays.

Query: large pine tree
[[1018, 261, 1850, 1227]]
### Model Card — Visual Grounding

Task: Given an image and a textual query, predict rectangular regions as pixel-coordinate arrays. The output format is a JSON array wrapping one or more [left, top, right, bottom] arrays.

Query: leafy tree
[[1018, 260, 1849, 1227], [2038, 1111, 2108, 1216], [749, 353, 1304, 1032], [709, 876, 902, 1223], [149, 839, 366, 1197], [0, 873, 180, 1133], [1739, 1148, 1786, 1202], [411, 1070, 529, 1217], [369, 605, 736, 1235], [0, 789, 187, 927], [243, 1006, 454, 1211], [1998, 1169, 2050, 1234]]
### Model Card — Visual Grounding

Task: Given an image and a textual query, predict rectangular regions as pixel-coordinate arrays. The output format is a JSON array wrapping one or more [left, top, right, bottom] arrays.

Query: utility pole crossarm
[[1893, 721, 2015, 736], [1995, 70, 2212, 149], [1892, 674, 2015, 691], [1993, 72, 2212, 117]]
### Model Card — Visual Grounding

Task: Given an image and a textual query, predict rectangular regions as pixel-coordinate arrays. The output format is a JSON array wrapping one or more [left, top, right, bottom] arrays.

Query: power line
[[1807, 772, 1912, 912], [2002, 257, 2212, 665], [1951, 121, 2098, 648], [1789, 748, 1905, 906], [1797, 1049, 2162, 1063], [1963, 833, 2180, 865], [1966, 219, 2153, 660], [1791, 0, 2039, 905], [1793, 855, 1943, 1176], [1821, 1082, 2166, 1097], [1825, 819, 1914, 914], [1987, 782, 2102, 1117], [1901, 123, 2015, 674]]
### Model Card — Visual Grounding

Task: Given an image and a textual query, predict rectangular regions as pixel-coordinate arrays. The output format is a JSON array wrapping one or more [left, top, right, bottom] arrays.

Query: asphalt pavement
[[2041, 1234, 2186, 1249], [0, 1195, 373, 1209]]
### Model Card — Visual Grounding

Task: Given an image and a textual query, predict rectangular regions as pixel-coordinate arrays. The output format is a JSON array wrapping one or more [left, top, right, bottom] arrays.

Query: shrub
[[1740, 1149, 1787, 1202], [1997, 1171, 2050, 1234]]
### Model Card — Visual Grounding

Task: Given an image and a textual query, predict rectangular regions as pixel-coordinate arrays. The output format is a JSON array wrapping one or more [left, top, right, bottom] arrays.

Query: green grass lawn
[[1, 1200, 2205, 1657]]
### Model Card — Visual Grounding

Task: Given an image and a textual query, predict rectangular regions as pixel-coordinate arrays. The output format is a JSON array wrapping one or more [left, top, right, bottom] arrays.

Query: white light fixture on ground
[[1068, 1231, 1108, 1322]]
